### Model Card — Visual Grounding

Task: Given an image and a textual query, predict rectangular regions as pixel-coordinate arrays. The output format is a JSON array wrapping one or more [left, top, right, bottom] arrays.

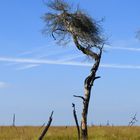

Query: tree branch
[[38, 111, 54, 140], [94, 76, 101, 80], [73, 35, 99, 60], [72, 103, 80, 140], [52, 28, 67, 40], [73, 95, 85, 101]]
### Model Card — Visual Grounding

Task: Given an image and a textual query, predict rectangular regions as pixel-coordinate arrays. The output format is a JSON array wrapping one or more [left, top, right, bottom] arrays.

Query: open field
[[0, 126, 140, 140]]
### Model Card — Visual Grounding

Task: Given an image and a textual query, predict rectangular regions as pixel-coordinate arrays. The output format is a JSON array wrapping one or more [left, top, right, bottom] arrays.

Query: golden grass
[[0, 126, 139, 140]]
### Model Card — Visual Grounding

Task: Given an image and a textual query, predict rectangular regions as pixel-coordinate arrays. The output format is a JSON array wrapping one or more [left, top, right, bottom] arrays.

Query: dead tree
[[12, 114, 16, 127], [106, 120, 110, 126], [72, 103, 80, 140], [128, 113, 138, 126], [42, 1, 105, 139], [38, 111, 54, 140]]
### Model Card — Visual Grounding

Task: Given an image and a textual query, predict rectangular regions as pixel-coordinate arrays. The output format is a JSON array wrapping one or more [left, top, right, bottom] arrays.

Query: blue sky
[[0, 0, 140, 126]]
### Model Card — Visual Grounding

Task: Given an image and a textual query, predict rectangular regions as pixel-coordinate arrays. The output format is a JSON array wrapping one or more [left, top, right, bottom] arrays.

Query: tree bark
[[72, 35, 103, 140], [81, 58, 101, 140]]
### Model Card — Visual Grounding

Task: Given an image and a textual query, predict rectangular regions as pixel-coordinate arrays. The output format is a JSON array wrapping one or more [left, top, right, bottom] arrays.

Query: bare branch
[[72, 103, 80, 140], [47, 0, 70, 12], [39, 123, 46, 130], [42, 0, 105, 48], [128, 113, 138, 126], [73, 95, 85, 101], [38, 111, 54, 140], [52, 28, 67, 40], [73, 35, 99, 60], [94, 76, 101, 80]]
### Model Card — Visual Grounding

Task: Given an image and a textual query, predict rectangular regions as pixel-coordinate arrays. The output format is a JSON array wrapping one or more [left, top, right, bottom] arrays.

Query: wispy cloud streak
[[0, 56, 140, 70], [101, 64, 140, 69], [16, 64, 40, 70], [105, 45, 140, 52]]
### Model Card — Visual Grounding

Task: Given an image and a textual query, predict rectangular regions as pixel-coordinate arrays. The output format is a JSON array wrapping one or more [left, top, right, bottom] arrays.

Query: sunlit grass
[[0, 126, 139, 140]]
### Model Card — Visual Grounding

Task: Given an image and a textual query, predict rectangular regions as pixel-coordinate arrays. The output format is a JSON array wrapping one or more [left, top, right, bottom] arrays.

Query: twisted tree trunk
[[81, 58, 101, 140], [73, 35, 102, 140], [42, 1, 104, 139]]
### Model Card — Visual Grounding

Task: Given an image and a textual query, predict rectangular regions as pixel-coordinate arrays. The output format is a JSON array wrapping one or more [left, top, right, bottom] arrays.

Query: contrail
[[101, 64, 140, 69], [105, 46, 140, 52], [16, 64, 40, 70], [0, 56, 140, 70]]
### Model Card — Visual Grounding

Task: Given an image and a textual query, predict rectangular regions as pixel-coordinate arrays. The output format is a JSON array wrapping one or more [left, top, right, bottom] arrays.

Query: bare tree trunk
[[38, 111, 53, 140], [72, 35, 103, 140], [81, 55, 101, 140], [72, 103, 80, 140], [12, 114, 16, 127]]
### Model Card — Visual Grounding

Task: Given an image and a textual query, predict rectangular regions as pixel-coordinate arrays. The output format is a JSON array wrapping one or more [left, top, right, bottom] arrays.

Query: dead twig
[[73, 95, 85, 101]]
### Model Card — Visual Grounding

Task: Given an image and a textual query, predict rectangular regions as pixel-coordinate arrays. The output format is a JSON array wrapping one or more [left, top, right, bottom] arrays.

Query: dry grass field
[[0, 126, 139, 140]]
